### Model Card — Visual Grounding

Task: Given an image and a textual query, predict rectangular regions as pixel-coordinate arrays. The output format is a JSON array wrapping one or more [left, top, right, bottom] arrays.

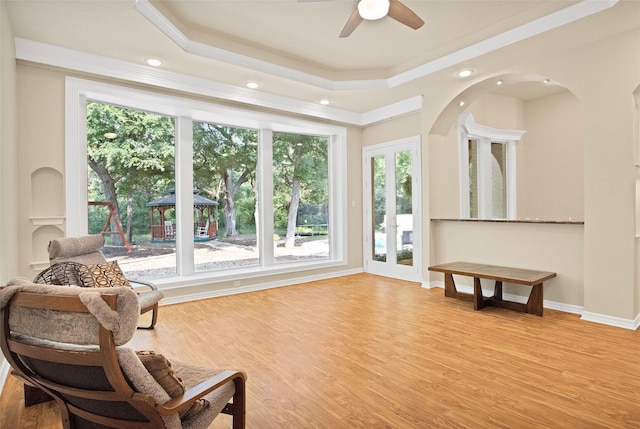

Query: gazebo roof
[[146, 189, 218, 208]]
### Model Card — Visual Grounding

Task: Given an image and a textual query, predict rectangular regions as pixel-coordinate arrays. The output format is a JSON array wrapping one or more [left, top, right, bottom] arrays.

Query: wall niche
[[32, 225, 63, 270], [31, 167, 64, 225]]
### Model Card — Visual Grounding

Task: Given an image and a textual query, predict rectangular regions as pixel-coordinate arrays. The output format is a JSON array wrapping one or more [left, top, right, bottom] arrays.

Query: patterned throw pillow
[[136, 351, 210, 419], [87, 260, 131, 288]]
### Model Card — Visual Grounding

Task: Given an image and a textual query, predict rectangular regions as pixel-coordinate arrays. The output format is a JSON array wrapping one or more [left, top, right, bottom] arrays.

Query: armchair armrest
[[156, 369, 246, 416], [129, 279, 159, 292]]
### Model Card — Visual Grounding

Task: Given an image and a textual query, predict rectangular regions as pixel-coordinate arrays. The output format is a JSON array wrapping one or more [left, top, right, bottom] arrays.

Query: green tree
[[192, 122, 258, 237], [273, 133, 328, 248], [86, 102, 175, 244]]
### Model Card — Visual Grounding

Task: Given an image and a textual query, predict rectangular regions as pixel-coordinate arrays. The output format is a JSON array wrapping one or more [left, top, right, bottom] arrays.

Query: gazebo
[[146, 189, 218, 241]]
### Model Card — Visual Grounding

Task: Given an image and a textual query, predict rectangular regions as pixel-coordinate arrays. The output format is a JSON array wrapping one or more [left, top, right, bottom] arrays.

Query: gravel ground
[[104, 236, 327, 280]]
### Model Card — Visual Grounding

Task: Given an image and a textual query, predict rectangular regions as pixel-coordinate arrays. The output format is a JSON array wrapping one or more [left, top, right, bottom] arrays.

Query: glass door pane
[[395, 151, 413, 267], [372, 155, 387, 261]]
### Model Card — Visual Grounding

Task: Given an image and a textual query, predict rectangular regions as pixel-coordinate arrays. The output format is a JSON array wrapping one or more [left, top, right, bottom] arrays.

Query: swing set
[[88, 201, 131, 252]]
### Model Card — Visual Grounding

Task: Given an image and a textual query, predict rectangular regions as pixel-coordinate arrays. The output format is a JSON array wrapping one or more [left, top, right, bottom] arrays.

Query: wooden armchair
[[0, 281, 246, 429], [37, 234, 163, 329]]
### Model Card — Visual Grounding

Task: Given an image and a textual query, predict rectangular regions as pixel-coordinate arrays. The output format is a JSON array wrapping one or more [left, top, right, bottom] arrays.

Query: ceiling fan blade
[[339, 8, 363, 38], [387, 0, 424, 30]]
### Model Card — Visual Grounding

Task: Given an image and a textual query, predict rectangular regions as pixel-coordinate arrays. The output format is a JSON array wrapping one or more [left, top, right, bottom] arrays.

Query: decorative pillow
[[136, 351, 210, 419], [87, 260, 131, 288], [61, 262, 96, 287]]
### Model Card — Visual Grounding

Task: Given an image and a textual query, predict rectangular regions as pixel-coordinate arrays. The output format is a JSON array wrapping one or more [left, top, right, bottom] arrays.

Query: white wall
[[520, 91, 584, 221], [431, 220, 584, 311], [0, 0, 18, 395]]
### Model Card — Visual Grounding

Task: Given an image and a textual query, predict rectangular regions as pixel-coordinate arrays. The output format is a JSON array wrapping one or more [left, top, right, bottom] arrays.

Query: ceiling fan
[[301, 0, 425, 38]]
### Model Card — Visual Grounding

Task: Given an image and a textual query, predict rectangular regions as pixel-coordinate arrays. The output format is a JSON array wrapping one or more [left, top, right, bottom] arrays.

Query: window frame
[[457, 113, 525, 220], [65, 77, 348, 287]]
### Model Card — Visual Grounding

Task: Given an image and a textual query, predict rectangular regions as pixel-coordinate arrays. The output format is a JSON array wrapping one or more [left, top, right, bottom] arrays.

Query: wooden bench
[[428, 262, 556, 316]]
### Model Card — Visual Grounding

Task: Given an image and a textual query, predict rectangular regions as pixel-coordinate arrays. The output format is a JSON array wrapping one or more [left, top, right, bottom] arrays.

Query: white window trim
[[457, 112, 525, 220], [65, 77, 348, 288]]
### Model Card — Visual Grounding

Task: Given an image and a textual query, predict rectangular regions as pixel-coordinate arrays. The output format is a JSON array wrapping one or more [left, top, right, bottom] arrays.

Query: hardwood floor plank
[[2, 273, 640, 428]]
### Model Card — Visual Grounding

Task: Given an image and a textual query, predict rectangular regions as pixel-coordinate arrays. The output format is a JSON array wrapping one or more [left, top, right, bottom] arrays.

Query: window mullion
[[258, 128, 274, 266], [175, 116, 194, 276]]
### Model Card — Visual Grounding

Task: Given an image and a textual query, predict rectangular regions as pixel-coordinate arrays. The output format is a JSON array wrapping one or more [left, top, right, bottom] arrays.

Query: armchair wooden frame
[[1, 291, 246, 429]]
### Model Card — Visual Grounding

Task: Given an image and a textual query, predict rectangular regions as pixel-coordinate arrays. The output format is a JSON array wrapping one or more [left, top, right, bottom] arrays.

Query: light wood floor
[[2, 273, 640, 428]]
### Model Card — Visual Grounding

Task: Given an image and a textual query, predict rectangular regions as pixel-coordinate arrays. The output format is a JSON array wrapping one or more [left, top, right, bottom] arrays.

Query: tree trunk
[[126, 193, 133, 244], [285, 178, 301, 248], [284, 147, 304, 248], [88, 159, 123, 246], [223, 168, 238, 236]]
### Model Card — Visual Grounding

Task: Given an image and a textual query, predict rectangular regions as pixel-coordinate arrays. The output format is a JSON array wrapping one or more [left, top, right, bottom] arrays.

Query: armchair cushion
[[138, 289, 165, 308], [172, 361, 238, 429], [49, 234, 105, 262], [2, 279, 140, 346]]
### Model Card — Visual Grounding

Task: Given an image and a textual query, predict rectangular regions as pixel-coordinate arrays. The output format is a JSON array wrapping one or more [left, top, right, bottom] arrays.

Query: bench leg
[[473, 277, 486, 310], [444, 273, 457, 298], [493, 280, 503, 301], [443, 272, 475, 304], [525, 283, 544, 316]]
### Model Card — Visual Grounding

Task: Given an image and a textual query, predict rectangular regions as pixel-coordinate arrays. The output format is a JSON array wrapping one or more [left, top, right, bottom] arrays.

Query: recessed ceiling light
[[457, 69, 473, 78], [246, 81, 259, 89], [144, 57, 163, 67], [496, 79, 504, 85], [543, 78, 551, 84], [458, 101, 466, 107], [104, 132, 117, 139], [320, 99, 330, 105]]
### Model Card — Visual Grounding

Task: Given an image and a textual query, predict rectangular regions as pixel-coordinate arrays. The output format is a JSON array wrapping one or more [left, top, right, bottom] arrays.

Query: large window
[[458, 113, 525, 220], [272, 132, 329, 264], [192, 121, 260, 272], [67, 78, 347, 287]]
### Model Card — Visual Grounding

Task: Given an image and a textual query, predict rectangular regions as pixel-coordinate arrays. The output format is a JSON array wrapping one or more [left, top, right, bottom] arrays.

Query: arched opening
[[429, 72, 583, 222]]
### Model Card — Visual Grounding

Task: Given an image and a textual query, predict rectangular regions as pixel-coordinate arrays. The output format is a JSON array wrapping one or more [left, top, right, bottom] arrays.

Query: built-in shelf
[[30, 216, 65, 226], [30, 261, 50, 271], [431, 218, 584, 225]]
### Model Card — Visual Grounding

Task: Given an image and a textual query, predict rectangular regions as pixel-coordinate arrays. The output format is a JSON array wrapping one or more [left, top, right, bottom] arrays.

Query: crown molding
[[135, 0, 618, 91], [15, 38, 420, 126]]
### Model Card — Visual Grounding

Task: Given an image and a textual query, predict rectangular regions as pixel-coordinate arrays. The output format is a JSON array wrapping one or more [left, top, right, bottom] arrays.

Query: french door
[[363, 136, 421, 282]]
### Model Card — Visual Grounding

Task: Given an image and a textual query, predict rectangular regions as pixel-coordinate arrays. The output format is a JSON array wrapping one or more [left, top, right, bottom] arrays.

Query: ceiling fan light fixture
[[358, 0, 390, 21]]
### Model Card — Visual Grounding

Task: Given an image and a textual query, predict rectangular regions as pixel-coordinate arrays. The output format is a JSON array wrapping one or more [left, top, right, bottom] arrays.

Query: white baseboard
[[425, 281, 584, 313], [581, 311, 640, 330], [425, 281, 639, 330], [161, 267, 364, 305]]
